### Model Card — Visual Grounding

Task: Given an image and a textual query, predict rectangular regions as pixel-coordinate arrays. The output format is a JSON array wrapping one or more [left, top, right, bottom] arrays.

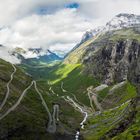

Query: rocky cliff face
[[83, 38, 140, 85], [63, 18, 140, 85]]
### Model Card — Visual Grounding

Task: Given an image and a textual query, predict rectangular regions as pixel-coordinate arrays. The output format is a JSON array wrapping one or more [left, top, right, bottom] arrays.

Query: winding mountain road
[[0, 76, 60, 134], [0, 81, 34, 120], [87, 84, 124, 111], [109, 81, 127, 94], [49, 86, 56, 95], [61, 82, 67, 92], [33, 81, 53, 130], [87, 86, 103, 112], [88, 92, 95, 112], [34, 81, 60, 133], [24, 80, 59, 133], [92, 93, 103, 111], [0, 64, 16, 111], [99, 81, 127, 105], [48, 104, 60, 133]]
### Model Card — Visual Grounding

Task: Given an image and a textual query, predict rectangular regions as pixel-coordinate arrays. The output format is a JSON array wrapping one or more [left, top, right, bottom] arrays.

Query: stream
[[63, 96, 88, 140]]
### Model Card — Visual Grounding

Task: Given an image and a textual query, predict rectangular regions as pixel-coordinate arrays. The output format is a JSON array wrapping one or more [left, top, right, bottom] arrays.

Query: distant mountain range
[[11, 47, 62, 65]]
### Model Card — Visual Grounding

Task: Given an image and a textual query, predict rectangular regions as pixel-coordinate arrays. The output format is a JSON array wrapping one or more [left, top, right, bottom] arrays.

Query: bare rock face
[[83, 39, 140, 85]]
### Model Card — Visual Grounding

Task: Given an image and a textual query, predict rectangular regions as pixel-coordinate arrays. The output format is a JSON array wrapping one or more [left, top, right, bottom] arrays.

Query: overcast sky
[[1, 0, 140, 54]]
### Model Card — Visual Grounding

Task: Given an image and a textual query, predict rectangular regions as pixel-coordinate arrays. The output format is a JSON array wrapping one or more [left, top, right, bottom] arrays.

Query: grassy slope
[[97, 82, 137, 109], [84, 101, 130, 140], [112, 99, 140, 140], [0, 59, 32, 111], [0, 59, 83, 140], [38, 63, 99, 106], [0, 59, 47, 139], [109, 28, 140, 42], [84, 82, 137, 140], [63, 35, 101, 64], [20, 56, 138, 140]]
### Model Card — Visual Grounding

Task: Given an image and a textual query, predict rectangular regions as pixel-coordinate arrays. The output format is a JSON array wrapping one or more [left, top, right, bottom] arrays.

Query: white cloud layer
[[1, 0, 140, 63], [0, 46, 20, 64], [0, 8, 93, 52]]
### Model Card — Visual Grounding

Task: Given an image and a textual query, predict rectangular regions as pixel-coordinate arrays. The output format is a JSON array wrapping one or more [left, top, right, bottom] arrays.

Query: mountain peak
[[106, 13, 140, 29], [78, 13, 140, 46]]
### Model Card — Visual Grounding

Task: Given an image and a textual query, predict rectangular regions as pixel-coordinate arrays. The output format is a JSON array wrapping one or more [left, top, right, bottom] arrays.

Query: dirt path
[[0, 79, 60, 134], [87, 86, 105, 112]]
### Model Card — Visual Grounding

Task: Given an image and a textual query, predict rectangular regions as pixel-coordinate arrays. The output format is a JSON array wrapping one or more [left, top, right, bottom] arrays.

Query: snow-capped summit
[[80, 13, 140, 43], [0, 44, 63, 64], [12, 47, 46, 59], [10, 47, 62, 65], [106, 13, 140, 30]]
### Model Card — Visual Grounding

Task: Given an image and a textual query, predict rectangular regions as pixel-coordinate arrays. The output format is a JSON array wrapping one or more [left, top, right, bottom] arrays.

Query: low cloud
[[0, 8, 93, 54], [0, 46, 20, 64], [1, 0, 140, 63]]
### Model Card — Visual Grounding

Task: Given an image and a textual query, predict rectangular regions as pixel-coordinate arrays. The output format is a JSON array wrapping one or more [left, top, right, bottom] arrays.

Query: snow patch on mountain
[[14, 48, 47, 59]]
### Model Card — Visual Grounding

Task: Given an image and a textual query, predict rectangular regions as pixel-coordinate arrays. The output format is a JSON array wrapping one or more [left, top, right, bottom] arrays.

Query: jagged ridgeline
[[0, 14, 140, 140]]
